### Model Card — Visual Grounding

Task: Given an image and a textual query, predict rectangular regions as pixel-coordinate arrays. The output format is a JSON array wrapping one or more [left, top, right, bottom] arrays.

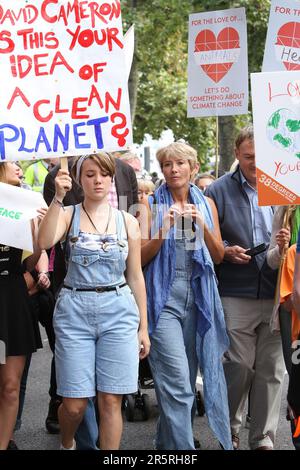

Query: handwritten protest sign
[[251, 71, 300, 206], [187, 8, 248, 117], [0, 0, 132, 162], [0, 182, 47, 250], [1, 219, 33, 253], [263, 0, 300, 72]]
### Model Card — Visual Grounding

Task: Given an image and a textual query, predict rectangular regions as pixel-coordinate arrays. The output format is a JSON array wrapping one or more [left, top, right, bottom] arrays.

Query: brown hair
[[235, 125, 254, 149], [0, 163, 7, 183], [195, 173, 215, 185], [71, 152, 115, 185]]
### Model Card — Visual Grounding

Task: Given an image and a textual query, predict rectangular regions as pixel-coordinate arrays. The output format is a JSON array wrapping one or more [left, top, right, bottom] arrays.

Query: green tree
[[121, 0, 271, 171], [122, 0, 215, 168]]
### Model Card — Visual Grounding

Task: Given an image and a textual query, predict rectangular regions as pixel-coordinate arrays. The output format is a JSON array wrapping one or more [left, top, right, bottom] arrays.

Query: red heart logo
[[276, 22, 300, 71], [194, 28, 240, 83]]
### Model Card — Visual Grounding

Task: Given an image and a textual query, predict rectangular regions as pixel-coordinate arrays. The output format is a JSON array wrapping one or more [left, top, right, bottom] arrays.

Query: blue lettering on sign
[[0, 124, 20, 160], [0, 117, 110, 159], [53, 124, 70, 152], [87, 117, 109, 149], [35, 128, 52, 152], [19, 128, 34, 153], [74, 122, 91, 149]]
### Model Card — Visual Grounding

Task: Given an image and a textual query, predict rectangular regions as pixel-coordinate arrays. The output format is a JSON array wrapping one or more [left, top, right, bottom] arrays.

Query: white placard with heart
[[263, 0, 300, 72], [187, 7, 248, 118]]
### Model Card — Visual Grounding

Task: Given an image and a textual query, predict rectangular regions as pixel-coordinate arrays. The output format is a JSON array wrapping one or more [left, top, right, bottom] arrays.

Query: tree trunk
[[218, 116, 236, 176], [128, 54, 138, 124], [128, 0, 138, 124]]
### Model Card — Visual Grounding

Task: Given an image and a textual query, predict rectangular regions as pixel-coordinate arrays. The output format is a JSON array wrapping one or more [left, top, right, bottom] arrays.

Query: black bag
[[37, 289, 55, 328]]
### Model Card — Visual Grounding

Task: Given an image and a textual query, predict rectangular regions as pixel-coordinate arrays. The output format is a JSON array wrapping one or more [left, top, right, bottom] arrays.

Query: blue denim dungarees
[[53, 205, 140, 398], [148, 226, 198, 450]]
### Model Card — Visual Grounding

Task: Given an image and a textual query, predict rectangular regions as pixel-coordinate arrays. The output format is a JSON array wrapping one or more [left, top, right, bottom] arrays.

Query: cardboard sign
[[0, 182, 47, 251], [0, 0, 132, 162], [263, 0, 300, 72], [251, 71, 300, 206], [187, 7, 248, 117]]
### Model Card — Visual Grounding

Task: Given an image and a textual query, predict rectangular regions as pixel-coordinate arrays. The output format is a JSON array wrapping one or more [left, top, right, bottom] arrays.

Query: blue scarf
[[145, 182, 215, 337], [144, 182, 232, 449]]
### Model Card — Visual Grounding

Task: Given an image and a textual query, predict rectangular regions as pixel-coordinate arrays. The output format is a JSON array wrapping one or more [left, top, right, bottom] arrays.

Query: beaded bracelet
[[52, 196, 64, 209]]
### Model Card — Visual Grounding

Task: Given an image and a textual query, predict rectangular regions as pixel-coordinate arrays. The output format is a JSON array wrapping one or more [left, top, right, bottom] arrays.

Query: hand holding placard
[[55, 167, 72, 202]]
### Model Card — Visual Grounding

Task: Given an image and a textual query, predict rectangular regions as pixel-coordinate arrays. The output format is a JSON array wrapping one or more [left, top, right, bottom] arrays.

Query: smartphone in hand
[[245, 243, 267, 257]]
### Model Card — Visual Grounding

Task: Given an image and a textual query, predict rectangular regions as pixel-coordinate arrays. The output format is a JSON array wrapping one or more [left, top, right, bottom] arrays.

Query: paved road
[[15, 328, 294, 451]]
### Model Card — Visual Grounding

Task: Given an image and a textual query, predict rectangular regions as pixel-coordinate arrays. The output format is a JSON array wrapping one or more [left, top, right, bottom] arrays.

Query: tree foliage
[[121, 0, 271, 170]]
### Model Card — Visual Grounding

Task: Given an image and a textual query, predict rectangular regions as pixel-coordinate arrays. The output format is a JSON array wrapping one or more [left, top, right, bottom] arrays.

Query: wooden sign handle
[[60, 156, 68, 172], [274, 205, 294, 307]]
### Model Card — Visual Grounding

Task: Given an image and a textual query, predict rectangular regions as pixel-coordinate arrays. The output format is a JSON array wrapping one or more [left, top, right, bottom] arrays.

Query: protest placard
[[187, 7, 248, 117], [124, 25, 135, 79], [263, 0, 300, 72], [0, 182, 47, 251], [251, 70, 300, 206], [0, 0, 132, 162]]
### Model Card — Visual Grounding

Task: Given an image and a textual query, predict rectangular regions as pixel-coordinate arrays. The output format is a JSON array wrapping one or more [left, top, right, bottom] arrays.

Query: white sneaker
[[60, 439, 76, 450], [152, 438, 157, 450]]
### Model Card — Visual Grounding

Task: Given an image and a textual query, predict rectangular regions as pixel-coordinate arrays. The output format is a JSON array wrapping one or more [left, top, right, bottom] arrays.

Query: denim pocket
[[71, 254, 99, 267]]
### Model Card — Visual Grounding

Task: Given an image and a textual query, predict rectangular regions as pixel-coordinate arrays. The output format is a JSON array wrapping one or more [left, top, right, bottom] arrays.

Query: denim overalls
[[148, 224, 198, 450], [53, 204, 140, 398]]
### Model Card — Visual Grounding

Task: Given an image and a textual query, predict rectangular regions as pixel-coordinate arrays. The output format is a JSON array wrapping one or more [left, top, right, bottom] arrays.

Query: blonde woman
[[140, 142, 231, 450], [137, 178, 155, 202]]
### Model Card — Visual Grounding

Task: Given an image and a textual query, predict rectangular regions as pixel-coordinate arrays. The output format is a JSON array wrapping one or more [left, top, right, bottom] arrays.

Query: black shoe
[[193, 437, 201, 449], [45, 398, 61, 434], [7, 440, 19, 450]]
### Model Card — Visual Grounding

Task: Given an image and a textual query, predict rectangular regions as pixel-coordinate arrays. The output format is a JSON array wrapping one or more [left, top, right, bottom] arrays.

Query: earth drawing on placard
[[267, 108, 300, 159]]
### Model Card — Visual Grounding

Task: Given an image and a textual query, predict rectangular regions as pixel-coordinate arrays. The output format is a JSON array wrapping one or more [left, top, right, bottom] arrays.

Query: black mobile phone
[[245, 243, 267, 257]]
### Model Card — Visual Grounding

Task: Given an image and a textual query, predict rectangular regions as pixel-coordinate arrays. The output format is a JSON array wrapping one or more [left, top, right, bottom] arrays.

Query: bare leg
[[58, 397, 88, 449], [98, 393, 123, 450], [0, 356, 26, 450]]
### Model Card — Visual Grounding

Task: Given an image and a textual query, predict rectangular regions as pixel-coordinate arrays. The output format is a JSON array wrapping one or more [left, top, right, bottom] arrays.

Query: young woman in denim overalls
[[141, 142, 231, 450], [39, 153, 150, 450]]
